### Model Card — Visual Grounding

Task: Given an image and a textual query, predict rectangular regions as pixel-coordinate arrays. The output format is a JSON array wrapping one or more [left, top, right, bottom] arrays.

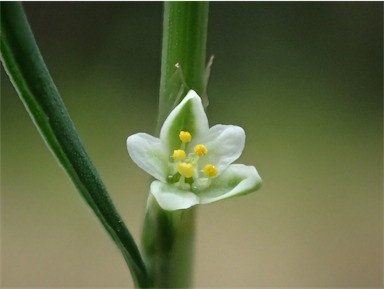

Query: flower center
[[167, 131, 218, 191]]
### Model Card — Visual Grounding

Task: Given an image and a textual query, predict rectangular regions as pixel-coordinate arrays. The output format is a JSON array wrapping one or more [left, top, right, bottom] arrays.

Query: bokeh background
[[1, 2, 382, 288]]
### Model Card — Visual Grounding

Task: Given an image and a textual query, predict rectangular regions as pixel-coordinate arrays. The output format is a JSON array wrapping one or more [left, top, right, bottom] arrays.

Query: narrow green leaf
[[0, 2, 150, 288]]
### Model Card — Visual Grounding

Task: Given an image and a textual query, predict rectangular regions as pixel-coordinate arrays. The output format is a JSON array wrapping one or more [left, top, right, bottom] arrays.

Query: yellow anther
[[194, 144, 208, 156], [178, 162, 195, 178], [203, 164, 218, 177], [172, 149, 186, 161], [179, 131, 192, 143]]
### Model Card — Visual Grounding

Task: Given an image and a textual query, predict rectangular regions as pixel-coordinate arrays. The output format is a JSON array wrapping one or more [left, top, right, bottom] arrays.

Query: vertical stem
[[142, 2, 209, 288], [157, 1, 209, 130], [142, 196, 196, 288]]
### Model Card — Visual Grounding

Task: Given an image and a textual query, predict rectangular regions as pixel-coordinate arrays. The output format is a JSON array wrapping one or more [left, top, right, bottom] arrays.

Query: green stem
[[0, 2, 150, 287], [157, 1, 209, 131], [142, 196, 196, 288], [142, 2, 209, 288]]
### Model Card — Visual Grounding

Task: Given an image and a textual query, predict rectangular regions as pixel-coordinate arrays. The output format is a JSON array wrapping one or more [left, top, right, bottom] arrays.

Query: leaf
[[0, 2, 150, 288], [202, 54, 215, 109]]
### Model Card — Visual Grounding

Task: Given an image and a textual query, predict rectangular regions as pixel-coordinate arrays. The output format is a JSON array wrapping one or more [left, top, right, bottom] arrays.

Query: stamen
[[203, 164, 218, 177], [169, 132, 216, 190], [179, 131, 192, 143], [194, 144, 208, 156], [172, 149, 186, 161], [178, 162, 194, 178]]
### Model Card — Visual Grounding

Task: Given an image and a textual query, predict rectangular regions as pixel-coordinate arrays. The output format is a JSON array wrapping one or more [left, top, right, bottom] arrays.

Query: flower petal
[[199, 164, 262, 204], [127, 133, 168, 182], [195, 125, 245, 173], [151, 180, 200, 211], [160, 90, 209, 152]]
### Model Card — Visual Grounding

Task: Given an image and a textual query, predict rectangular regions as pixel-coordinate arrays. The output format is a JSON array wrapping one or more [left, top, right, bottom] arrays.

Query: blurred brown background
[[1, 2, 382, 288]]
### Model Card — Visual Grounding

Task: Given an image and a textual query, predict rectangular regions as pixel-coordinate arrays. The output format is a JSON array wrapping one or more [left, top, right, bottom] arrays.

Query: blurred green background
[[1, 2, 382, 288]]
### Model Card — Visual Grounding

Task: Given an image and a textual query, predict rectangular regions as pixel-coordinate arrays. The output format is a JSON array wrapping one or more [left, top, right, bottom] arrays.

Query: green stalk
[[142, 2, 209, 288], [157, 1, 209, 130], [142, 196, 196, 288], [0, 3, 150, 287]]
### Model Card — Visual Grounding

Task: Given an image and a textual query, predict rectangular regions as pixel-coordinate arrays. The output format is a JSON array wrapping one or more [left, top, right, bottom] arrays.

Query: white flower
[[127, 90, 262, 211]]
